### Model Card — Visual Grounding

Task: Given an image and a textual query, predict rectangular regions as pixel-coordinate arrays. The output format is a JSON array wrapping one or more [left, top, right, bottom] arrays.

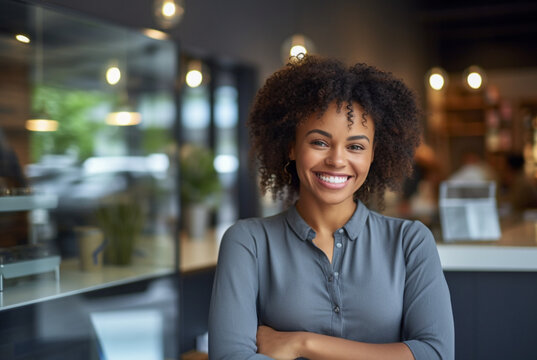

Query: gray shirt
[[209, 201, 454, 360]]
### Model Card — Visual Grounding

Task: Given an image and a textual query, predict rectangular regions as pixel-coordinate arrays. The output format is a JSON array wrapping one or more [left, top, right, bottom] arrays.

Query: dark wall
[[445, 271, 537, 360]]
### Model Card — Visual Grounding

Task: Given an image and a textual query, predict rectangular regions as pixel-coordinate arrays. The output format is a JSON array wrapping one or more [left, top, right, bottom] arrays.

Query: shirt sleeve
[[401, 221, 455, 360], [208, 221, 272, 360]]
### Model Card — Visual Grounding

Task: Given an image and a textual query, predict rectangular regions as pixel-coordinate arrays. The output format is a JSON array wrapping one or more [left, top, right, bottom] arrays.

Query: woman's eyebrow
[[305, 129, 370, 143], [306, 129, 331, 138], [347, 135, 370, 143]]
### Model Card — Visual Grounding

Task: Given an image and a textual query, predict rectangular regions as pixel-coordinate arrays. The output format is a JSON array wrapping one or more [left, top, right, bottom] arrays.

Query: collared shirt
[[209, 201, 454, 360]]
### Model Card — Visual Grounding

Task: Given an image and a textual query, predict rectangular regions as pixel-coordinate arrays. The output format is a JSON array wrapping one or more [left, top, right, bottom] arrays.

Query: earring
[[284, 161, 293, 185]]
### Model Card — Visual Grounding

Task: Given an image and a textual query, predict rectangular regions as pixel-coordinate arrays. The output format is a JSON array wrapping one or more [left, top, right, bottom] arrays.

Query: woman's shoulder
[[228, 211, 286, 232], [366, 210, 435, 248], [221, 211, 288, 244], [366, 209, 427, 230]]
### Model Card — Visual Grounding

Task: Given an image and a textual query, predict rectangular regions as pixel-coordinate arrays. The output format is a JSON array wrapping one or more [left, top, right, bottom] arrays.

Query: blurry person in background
[[399, 141, 443, 224], [503, 153, 537, 219], [449, 150, 497, 183]]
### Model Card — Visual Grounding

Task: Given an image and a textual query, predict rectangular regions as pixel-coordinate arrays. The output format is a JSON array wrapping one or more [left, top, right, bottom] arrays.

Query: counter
[[437, 220, 537, 271]]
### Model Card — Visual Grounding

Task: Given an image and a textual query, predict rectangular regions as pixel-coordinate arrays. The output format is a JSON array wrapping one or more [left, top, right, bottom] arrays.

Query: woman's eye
[[348, 144, 364, 151], [311, 140, 328, 147]]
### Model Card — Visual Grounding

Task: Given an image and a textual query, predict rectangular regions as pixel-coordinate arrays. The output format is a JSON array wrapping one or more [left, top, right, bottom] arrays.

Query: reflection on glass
[[142, 28, 169, 41], [25, 119, 59, 132], [0, 1, 177, 309], [15, 34, 30, 43], [106, 110, 142, 126], [181, 85, 210, 146], [214, 154, 238, 174], [215, 83, 239, 225], [106, 66, 121, 85]]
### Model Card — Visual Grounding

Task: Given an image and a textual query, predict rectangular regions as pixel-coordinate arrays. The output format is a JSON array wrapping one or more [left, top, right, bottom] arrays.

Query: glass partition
[[0, 0, 178, 310]]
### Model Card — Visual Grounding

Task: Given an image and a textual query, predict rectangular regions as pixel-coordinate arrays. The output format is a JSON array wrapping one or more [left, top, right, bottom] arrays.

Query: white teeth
[[317, 173, 348, 184]]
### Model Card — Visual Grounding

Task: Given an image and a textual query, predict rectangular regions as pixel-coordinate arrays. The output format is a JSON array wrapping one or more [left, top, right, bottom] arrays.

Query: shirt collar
[[285, 201, 370, 242]]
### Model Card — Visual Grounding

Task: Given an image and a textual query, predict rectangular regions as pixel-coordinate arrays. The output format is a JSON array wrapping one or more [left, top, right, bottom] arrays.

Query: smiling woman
[[209, 55, 454, 360]]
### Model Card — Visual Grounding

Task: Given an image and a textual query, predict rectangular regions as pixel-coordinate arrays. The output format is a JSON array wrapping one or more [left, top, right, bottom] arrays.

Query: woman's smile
[[314, 171, 352, 188]]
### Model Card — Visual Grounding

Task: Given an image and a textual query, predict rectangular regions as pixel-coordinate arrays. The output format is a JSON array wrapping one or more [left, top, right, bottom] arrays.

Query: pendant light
[[463, 65, 486, 91], [154, 0, 185, 29], [105, 34, 141, 126], [281, 33, 315, 64], [106, 91, 142, 126], [26, 7, 59, 132], [185, 60, 203, 88], [426, 67, 449, 91]]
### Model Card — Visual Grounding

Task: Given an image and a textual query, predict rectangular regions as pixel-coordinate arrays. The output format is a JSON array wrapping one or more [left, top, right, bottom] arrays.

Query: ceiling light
[[15, 34, 30, 43], [426, 67, 448, 91], [154, 0, 185, 29], [106, 66, 121, 85], [106, 111, 141, 126], [25, 118, 59, 132], [463, 65, 486, 90], [185, 60, 203, 88], [281, 34, 315, 64], [142, 28, 169, 40]]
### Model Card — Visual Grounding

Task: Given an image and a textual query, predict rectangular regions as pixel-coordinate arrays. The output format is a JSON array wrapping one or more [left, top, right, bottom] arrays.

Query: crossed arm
[[256, 325, 414, 360]]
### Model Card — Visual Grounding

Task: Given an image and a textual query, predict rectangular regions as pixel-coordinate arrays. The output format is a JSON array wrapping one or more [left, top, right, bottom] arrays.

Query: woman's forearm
[[257, 326, 415, 360], [298, 332, 415, 360]]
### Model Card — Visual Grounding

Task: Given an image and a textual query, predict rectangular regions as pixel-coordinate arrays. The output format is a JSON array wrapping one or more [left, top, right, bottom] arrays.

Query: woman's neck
[[295, 197, 357, 235]]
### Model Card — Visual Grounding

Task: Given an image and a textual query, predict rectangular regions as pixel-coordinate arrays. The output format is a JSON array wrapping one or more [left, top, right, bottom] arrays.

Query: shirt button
[[334, 305, 340, 313], [338, 229, 344, 234], [336, 242, 342, 248], [334, 272, 339, 277]]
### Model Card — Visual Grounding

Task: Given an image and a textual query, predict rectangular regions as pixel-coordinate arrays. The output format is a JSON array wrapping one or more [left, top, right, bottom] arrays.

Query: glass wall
[[179, 58, 241, 241], [0, 0, 178, 310]]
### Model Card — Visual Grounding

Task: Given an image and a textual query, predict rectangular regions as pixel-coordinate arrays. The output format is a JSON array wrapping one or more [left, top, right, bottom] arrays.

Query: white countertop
[[437, 221, 537, 271], [438, 244, 537, 271]]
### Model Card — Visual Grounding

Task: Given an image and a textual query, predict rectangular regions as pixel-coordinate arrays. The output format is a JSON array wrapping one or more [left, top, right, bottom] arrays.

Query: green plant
[[180, 144, 221, 207], [30, 85, 109, 162], [95, 201, 144, 265]]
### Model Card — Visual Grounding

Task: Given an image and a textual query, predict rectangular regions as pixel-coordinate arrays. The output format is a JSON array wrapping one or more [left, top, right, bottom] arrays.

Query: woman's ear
[[289, 144, 296, 161]]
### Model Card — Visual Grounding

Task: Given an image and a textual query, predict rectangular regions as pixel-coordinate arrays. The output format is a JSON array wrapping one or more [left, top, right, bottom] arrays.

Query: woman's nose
[[325, 147, 345, 167]]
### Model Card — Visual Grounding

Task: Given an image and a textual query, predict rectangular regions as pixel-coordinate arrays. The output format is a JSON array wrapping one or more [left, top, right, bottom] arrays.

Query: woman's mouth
[[315, 172, 351, 188]]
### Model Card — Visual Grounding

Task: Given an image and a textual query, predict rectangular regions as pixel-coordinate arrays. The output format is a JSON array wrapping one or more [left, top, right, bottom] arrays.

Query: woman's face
[[289, 101, 375, 208]]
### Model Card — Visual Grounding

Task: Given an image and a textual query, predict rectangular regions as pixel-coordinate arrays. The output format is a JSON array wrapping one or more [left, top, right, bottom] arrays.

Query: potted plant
[[95, 199, 144, 265], [180, 144, 221, 239]]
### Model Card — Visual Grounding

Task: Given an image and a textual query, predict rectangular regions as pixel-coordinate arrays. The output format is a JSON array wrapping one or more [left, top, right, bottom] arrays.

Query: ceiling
[[0, 0, 176, 92], [417, 0, 537, 71]]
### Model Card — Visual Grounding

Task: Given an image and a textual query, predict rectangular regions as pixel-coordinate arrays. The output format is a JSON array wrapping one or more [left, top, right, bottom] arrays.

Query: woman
[[209, 56, 454, 360]]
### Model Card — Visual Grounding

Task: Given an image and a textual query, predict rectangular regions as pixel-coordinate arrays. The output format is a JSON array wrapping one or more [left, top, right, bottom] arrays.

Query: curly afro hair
[[247, 55, 421, 207]]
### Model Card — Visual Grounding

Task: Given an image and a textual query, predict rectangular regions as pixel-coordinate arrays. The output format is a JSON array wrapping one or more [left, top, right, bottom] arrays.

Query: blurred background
[[1, 0, 537, 359]]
